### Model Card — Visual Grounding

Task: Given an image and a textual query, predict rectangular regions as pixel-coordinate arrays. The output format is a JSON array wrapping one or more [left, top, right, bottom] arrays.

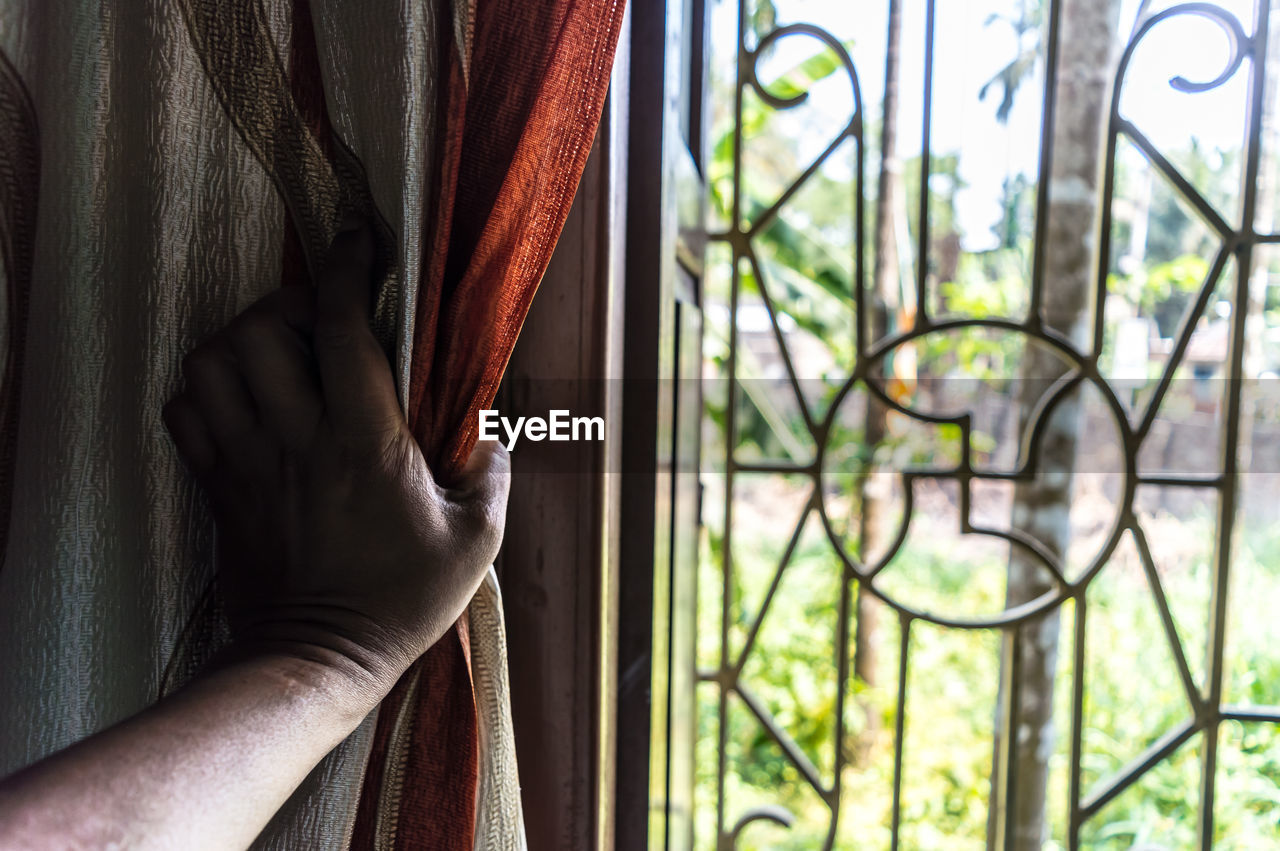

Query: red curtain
[[350, 0, 625, 847]]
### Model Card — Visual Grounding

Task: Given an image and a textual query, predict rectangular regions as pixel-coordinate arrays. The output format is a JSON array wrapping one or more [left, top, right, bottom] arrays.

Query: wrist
[[215, 638, 404, 722], [222, 607, 421, 698]]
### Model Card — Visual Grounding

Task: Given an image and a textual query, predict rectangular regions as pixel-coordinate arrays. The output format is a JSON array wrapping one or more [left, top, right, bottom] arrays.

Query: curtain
[[0, 1, 623, 848]]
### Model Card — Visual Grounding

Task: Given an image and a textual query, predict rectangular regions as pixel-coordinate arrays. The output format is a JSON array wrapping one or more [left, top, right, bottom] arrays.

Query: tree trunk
[[994, 1, 1121, 848], [853, 0, 903, 753]]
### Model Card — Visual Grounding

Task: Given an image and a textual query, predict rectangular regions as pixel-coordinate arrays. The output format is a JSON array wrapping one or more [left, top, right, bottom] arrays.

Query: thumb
[[313, 218, 404, 446], [448, 440, 510, 566]]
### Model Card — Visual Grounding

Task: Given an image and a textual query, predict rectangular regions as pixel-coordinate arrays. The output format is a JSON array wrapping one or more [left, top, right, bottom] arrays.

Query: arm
[[0, 220, 508, 850], [0, 652, 382, 850]]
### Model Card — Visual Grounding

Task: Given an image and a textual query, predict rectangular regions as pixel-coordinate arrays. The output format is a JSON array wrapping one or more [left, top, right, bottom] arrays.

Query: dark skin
[[0, 221, 509, 849]]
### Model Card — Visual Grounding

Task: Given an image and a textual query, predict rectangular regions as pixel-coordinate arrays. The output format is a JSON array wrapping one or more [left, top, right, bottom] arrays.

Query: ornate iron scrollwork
[[703, 0, 1276, 848]]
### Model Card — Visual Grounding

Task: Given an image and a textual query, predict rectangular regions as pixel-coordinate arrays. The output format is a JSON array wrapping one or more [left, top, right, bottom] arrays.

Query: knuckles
[[459, 496, 505, 567], [311, 319, 361, 354], [228, 308, 278, 350], [456, 475, 509, 568], [181, 345, 224, 386]]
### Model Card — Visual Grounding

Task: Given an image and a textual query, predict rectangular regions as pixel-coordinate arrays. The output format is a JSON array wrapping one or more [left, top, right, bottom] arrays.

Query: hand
[[161, 220, 509, 700], [0, 223, 507, 851]]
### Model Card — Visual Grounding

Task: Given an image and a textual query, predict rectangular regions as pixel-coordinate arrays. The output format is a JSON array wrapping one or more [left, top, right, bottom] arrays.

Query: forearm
[[0, 652, 385, 850]]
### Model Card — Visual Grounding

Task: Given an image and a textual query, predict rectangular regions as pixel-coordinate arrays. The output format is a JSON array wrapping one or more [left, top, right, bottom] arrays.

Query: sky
[[709, 0, 1264, 252]]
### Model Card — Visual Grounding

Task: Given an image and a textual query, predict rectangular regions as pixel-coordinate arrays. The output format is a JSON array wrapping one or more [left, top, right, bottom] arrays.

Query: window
[[688, 0, 1280, 847]]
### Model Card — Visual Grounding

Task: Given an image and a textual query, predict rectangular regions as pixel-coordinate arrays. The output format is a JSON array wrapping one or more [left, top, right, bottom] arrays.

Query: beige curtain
[[0, 1, 522, 847]]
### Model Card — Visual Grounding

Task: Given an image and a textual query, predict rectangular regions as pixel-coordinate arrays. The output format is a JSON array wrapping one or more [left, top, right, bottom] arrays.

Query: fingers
[[227, 288, 324, 450], [162, 394, 216, 476], [313, 219, 405, 447], [181, 335, 259, 456], [168, 216, 402, 474]]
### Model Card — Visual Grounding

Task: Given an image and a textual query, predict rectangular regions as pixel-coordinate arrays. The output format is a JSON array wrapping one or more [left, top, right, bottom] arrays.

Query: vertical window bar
[[1068, 596, 1087, 851], [1199, 2, 1272, 846], [889, 614, 912, 851], [995, 627, 1024, 849], [915, 0, 936, 328], [1028, 0, 1064, 329]]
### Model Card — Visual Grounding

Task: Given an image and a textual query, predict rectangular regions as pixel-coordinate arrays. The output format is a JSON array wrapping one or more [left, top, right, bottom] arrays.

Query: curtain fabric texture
[[0, 0, 623, 848]]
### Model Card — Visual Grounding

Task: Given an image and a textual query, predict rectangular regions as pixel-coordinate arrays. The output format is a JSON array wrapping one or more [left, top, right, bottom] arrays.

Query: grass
[[695, 482, 1280, 849]]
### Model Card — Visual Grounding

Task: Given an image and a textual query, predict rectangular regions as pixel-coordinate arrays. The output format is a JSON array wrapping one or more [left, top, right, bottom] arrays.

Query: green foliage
[[700, 505, 1280, 849], [1108, 254, 1209, 337], [903, 150, 963, 242], [1115, 254, 1208, 314], [1122, 141, 1240, 273], [707, 38, 855, 234], [746, 0, 777, 44], [994, 173, 1037, 252], [978, 0, 1046, 124], [699, 6, 1280, 847], [763, 49, 849, 103]]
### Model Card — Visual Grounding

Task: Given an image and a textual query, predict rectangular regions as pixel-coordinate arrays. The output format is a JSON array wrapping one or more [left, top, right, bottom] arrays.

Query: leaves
[[760, 47, 849, 103], [978, 0, 1047, 125]]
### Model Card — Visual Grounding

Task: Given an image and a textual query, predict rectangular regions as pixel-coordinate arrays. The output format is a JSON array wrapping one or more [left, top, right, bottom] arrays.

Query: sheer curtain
[[0, 1, 623, 848]]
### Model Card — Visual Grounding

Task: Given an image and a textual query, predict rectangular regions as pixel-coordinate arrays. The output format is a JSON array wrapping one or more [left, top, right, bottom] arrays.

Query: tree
[[852, 0, 904, 754], [989, 1, 1123, 848]]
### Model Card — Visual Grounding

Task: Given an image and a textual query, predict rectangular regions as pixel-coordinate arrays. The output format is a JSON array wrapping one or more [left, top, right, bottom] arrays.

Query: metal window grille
[[699, 0, 1280, 848]]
